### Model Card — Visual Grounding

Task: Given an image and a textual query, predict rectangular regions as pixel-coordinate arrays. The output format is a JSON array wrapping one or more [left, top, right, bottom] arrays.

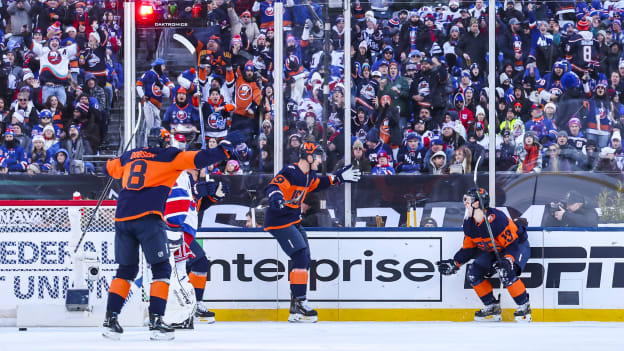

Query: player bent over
[[436, 188, 532, 322], [163, 163, 230, 328], [102, 127, 231, 340], [264, 142, 361, 322]]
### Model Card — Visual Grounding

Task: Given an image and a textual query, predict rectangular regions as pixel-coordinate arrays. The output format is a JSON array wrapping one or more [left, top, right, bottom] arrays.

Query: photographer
[[542, 191, 599, 227]]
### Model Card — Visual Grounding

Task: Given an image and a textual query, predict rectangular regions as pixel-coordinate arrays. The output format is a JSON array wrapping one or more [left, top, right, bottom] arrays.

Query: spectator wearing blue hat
[[396, 132, 425, 174], [364, 127, 392, 166], [0, 128, 28, 173]]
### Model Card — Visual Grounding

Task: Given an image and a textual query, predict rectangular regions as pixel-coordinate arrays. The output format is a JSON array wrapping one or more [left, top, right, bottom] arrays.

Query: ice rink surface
[[1, 322, 623, 351]]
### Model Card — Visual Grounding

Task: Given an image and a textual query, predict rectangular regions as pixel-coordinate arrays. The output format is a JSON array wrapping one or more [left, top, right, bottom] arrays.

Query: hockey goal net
[[0, 200, 145, 327]]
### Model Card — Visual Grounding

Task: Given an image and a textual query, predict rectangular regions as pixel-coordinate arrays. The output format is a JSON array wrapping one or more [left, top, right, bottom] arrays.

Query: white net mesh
[[0, 205, 116, 234]]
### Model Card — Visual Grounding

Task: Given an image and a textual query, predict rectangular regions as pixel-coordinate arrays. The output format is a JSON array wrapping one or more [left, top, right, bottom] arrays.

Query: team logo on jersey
[[175, 110, 189, 122], [418, 81, 430, 96], [487, 213, 495, 223], [236, 84, 252, 101], [265, 6, 274, 16], [208, 113, 226, 129], [550, 87, 563, 96], [47, 50, 62, 65], [152, 84, 162, 97], [87, 53, 100, 67]]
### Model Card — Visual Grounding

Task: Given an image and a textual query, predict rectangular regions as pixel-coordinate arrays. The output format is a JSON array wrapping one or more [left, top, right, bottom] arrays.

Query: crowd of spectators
[[0, 0, 123, 174], [141, 0, 624, 176]]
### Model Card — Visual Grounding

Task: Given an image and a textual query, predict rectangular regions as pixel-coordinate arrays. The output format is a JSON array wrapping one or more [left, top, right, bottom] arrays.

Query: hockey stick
[[72, 102, 145, 254], [473, 156, 502, 262], [173, 33, 207, 151]]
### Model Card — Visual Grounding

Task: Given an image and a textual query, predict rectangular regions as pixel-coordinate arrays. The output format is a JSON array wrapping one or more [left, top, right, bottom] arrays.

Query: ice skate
[[514, 301, 532, 322], [195, 302, 216, 323], [149, 313, 175, 341], [102, 311, 123, 340], [474, 301, 502, 322], [288, 295, 318, 323], [171, 315, 194, 329]]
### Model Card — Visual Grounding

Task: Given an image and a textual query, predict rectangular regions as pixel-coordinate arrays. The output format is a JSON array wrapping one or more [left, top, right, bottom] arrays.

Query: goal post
[[0, 200, 146, 327]]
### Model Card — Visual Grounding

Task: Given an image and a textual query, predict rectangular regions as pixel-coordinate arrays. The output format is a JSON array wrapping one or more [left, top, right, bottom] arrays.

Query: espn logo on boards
[[200, 236, 442, 302]]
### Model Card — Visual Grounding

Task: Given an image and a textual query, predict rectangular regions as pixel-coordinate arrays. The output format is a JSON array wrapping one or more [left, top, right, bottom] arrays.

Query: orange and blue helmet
[[299, 141, 326, 161], [466, 187, 489, 207]]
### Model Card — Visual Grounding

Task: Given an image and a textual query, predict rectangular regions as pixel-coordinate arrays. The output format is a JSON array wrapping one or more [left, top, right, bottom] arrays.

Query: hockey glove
[[436, 259, 460, 275], [493, 257, 515, 286], [194, 181, 218, 198], [268, 193, 285, 210], [214, 181, 230, 200], [333, 164, 362, 184]]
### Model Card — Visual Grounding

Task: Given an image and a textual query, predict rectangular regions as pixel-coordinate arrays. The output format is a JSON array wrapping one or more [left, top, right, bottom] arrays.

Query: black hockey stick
[[473, 156, 502, 261], [73, 102, 145, 254]]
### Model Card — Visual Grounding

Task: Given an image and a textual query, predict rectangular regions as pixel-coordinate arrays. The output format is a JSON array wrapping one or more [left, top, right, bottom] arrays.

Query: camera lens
[[89, 267, 99, 276]]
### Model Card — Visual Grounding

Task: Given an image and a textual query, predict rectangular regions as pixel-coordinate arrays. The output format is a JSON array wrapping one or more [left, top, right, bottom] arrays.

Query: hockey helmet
[[300, 141, 326, 162], [465, 187, 489, 207], [147, 127, 171, 148]]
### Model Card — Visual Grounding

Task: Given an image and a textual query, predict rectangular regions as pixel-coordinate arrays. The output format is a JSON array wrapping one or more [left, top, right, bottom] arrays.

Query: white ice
[[1, 322, 622, 351]]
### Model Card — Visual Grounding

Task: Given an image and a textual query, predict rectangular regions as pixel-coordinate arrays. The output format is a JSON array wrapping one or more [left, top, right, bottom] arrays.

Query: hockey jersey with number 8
[[105, 147, 228, 222]]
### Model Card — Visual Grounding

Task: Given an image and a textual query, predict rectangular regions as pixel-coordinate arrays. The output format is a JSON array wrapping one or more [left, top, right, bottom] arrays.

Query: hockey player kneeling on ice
[[101, 128, 231, 341], [163, 158, 230, 327], [264, 142, 361, 322], [436, 188, 531, 322]]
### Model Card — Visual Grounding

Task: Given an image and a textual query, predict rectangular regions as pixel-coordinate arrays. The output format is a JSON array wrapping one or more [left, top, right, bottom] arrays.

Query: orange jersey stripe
[[264, 219, 302, 231]]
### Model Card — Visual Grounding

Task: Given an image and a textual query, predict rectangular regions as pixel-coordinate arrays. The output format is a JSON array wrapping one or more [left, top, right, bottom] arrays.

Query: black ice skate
[[102, 311, 123, 340], [149, 313, 175, 341], [288, 295, 318, 323], [514, 301, 532, 322], [195, 302, 216, 324], [171, 315, 194, 329], [474, 300, 502, 322]]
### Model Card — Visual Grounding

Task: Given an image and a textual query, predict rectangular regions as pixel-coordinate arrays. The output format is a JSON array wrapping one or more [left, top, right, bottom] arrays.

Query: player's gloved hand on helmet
[[213, 181, 230, 200], [436, 259, 460, 275], [269, 193, 285, 210], [333, 164, 362, 184], [218, 139, 233, 155]]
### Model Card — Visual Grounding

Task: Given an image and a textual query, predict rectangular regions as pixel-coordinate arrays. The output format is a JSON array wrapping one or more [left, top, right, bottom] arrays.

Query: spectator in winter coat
[[371, 150, 395, 175], [595, 147, 621, 173], [27, 134, 49, 174], [7, 0, 32, 35], [396, 132, 426, 174], [49, 148, 71, 175], [0, 129, 28, 172], [515, 132, 542, 173], [62, 124, 93, 173], [334, 139, 372, 174], [424, 150, 447, 175], [443, 145, 472, 175], [496, 130, 518, 171], [543, 143, 574, 172]]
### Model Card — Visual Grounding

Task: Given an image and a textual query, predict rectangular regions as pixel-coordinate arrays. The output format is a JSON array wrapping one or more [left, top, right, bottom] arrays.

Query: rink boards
[[1, 228, 624, 322]]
